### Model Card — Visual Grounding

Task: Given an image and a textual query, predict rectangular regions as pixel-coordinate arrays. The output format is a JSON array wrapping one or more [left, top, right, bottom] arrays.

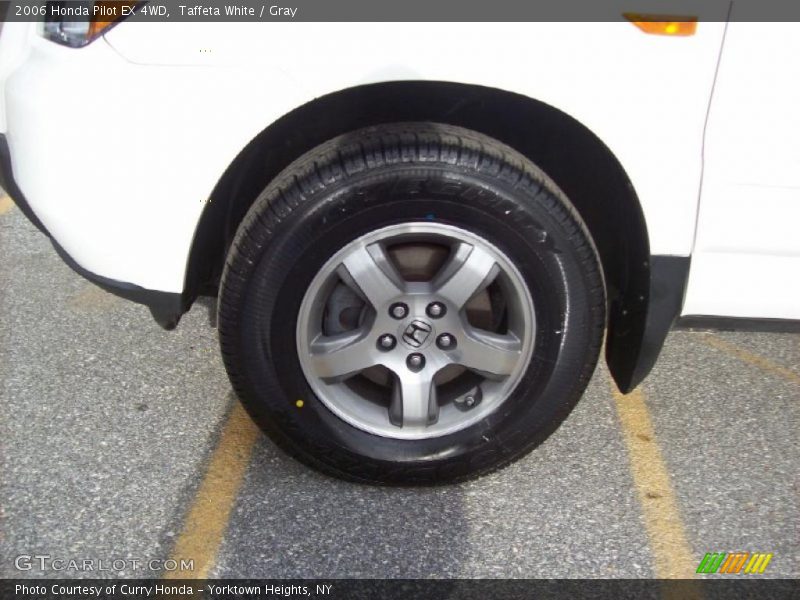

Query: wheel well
[[184, 81, 650, 388]]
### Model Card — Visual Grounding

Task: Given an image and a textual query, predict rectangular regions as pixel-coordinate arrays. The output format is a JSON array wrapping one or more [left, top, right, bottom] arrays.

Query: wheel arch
[[184, 81, 654, 391]]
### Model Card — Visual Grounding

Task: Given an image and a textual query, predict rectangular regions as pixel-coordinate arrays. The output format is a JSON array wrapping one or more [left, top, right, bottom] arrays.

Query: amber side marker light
[[87, 1, 138, 39], [624, 13, 698, 36]]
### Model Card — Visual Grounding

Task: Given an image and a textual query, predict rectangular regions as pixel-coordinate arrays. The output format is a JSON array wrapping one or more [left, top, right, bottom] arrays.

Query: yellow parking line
[[163, 401, 260, 579], [701, 334, 800, 386], [611, 384, 699, 585], [0, 193, 14, 215]]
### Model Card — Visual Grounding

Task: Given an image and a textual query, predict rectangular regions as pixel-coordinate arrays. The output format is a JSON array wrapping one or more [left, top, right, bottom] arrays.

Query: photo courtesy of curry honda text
[[1, 12, 798, 484]]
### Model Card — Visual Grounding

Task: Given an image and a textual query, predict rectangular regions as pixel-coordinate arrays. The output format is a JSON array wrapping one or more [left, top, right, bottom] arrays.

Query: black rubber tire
[[218, 123, 605, 485]]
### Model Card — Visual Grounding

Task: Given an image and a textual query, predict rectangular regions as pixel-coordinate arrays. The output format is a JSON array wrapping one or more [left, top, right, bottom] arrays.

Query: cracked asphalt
[[1, 200, 798, 580]]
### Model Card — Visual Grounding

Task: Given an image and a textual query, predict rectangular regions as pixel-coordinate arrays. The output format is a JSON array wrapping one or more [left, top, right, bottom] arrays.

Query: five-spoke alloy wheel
[[297, 223, 535, 439]]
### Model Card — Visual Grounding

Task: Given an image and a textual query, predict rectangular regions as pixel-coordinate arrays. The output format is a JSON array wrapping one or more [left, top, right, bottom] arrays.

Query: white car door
[[683, 21, 800, 320]]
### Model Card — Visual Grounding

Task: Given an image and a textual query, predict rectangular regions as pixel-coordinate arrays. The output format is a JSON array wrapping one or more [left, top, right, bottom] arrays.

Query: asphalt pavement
[[1, 199, 798, 580]]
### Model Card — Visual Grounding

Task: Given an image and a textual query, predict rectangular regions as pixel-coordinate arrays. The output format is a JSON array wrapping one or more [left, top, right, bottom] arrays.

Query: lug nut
[[389, 302, 409, 319], [406, 353, 425, 372], [436, 333, 456, 350], [377, 334, 396, 351], [464, 395, 476, 407], [426, 302, 446, 319]]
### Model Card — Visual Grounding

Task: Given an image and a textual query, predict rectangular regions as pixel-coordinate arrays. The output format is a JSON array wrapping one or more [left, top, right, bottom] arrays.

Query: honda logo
[[402, 320, 433, 348]]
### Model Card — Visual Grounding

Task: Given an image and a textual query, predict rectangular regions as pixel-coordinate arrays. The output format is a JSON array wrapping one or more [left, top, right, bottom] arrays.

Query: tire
[[218, 123, 605, 485]]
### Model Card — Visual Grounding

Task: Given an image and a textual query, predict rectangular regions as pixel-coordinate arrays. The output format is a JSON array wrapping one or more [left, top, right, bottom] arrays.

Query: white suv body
[[2, 14, 798, 482], [3, 20, 798, 317]]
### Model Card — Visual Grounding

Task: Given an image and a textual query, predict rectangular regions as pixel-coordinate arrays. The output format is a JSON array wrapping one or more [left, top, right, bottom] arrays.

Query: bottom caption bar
[[2, 579, 797, 600]]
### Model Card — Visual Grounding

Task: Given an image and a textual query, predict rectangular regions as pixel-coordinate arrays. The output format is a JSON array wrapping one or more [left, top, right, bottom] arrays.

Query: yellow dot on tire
[[295, 399, 304, 408]]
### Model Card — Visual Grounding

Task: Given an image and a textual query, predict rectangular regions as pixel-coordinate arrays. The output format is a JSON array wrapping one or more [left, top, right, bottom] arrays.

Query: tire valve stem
[[454, 387, 483, 411]]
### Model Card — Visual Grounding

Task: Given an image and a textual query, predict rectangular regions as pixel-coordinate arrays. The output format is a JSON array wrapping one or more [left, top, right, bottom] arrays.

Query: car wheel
[[218, 122, 605, 484]]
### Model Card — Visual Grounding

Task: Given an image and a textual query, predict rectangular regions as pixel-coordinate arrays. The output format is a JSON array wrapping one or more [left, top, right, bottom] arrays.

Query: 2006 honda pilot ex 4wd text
[[1, 10, 798, 483]]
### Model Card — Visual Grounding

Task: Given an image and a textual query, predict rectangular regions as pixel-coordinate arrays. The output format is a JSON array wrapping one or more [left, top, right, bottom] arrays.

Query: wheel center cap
[[400, 318, 435, 350]]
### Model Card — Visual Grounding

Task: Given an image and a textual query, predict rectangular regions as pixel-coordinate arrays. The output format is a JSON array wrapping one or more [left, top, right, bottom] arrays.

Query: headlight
[[41, 1, 138, 48]]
